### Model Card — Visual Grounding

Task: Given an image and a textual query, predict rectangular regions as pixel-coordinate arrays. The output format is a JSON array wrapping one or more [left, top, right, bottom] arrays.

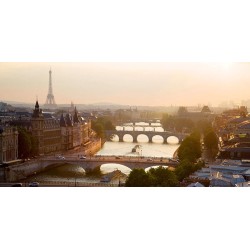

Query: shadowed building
[[31, 100, 61, 155], [31, 99, 92, 155], [60, 107, 91, 151], [0, 125, 18, 163], [177, 105, 215, 121]]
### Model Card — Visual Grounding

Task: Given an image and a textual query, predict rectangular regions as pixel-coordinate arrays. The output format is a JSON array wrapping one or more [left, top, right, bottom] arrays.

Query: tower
[[44, 69, 57, 109], [31, 100, 45, 155]]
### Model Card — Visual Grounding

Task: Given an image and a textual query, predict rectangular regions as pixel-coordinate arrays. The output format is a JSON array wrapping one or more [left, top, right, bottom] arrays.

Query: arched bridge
[[40, 156, 179, 172], [105, 130, 188, 143]]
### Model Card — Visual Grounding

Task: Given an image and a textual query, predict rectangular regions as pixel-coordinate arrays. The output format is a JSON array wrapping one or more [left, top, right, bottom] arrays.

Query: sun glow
[[220, 62, 233, 70]]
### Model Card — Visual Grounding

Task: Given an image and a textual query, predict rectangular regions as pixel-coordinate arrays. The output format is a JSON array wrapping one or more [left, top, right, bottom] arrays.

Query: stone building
[[177, 105, 215, 122], [31, 101, 91, 155], [0, 125, 18, 163], [31, 101, 62, 155], [60, 107, 91, 151]]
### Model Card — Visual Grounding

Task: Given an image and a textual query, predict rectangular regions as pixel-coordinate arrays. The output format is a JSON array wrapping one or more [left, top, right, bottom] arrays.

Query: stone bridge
[[119, 119, 160, 126], [116, 123, 162, 128], [105, 130, 188, 143], [40, 156, 178, 171]]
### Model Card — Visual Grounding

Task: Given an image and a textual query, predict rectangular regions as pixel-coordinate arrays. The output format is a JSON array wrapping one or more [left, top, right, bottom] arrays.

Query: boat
[[132, 145, 142, 153]]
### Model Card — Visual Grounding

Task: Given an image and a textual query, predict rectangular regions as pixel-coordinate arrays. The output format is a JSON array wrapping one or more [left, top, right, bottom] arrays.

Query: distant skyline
[[1, 62, 250, 107]]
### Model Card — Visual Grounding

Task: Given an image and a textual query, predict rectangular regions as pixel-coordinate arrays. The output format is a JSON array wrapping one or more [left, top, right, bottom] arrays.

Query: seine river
[[25, 122, 179, 184]]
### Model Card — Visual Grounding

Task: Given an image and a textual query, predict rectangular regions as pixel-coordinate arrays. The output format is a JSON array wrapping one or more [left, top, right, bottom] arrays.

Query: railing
[[40, 155, 179, 166]]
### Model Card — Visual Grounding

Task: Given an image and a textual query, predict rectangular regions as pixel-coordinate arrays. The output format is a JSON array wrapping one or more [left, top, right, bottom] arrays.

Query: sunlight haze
[[0, 62, 249, 106]]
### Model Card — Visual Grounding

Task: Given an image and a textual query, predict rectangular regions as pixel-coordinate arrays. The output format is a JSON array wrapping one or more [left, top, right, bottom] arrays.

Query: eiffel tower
[[44, 69, 57, 109]]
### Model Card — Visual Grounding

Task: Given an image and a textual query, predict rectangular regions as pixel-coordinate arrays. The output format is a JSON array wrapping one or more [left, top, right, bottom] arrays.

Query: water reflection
[[24, 122, 179, 184], [152, 135, 164, 143], [167, 136, 179, 144], [137, 134, 149, 143]]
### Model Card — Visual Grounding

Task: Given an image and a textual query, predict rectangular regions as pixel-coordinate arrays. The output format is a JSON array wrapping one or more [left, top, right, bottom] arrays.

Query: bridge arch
[[152, 135, 164, 143], [100, 163, 132, 175], [136, 134, 150, 143], [122, 134, 133, 142], [110, 134, 119, 142], [166, 136, 180, 144], [107, 132, 120, 141]]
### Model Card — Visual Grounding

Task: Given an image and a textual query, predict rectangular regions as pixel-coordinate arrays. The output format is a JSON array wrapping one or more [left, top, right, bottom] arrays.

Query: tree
[[91, 117, 115, 139], [204, 129, 218, 159], [177, 133, 201, 162], [161, 114, 194, 132], [175, 159, 204, 182], [148, 166, 178, 187], [195, 119, 212, 135], [92, 122, 104, 138], [104, 120, 115, 130], [126, 167, 179, 187], [125, 169, 151, 187]]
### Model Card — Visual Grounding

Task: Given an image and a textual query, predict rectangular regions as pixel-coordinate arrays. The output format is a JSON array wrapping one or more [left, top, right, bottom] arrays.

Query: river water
[[25, 122, 179, 184]]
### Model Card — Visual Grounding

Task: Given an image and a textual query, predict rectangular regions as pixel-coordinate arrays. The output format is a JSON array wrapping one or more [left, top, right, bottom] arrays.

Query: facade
[[60, 107, 91, 151], [0, 125, 18, 163], [31, 101, 91, 155], [177, 106, 215, 121]]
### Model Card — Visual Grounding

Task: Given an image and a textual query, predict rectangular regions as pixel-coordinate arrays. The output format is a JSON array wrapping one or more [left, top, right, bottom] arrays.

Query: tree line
[[125, 115, 219, 187], [91, 117, 115, 139]]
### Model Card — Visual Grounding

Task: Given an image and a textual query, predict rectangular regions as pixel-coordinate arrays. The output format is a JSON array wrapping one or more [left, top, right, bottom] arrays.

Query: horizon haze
[[1, 62, 250, 107]]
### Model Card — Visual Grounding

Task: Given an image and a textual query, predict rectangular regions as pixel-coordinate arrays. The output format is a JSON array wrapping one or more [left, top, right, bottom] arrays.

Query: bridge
[[105, 130, 188, 143], [116, 123, 162, 128], [39, 156, 179, 172], [118, 119, 161, 126]]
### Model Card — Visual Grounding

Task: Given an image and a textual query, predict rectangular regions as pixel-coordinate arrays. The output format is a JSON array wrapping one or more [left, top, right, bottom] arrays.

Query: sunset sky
[[0, 62, 249, 107]]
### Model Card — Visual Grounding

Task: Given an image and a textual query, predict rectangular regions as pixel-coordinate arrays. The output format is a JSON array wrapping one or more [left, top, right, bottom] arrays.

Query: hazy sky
[[0, 62, 250, 106]]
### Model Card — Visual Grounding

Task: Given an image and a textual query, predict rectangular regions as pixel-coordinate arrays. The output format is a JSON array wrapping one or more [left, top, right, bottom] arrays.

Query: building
[[31, 100, 62, 155], [177, 105, 215, 122], [31, 101, 91, 155], [60, 107, 91, 151], [0, 125, 18, 163]]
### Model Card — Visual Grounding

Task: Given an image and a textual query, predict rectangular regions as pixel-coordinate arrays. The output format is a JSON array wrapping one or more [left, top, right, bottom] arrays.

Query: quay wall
[[83, 138, 102, 156], [5, 160, 47, 182]]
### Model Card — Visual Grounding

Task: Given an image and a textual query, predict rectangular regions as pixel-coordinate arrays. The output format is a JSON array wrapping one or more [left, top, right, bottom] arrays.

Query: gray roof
[[187, 182, 204, 187]]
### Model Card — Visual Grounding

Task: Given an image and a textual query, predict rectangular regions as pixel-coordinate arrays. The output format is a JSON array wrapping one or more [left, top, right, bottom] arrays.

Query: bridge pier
[[133, 136, 137, 143], [148, 136, 153, 143], [118, 136, 123, 142]]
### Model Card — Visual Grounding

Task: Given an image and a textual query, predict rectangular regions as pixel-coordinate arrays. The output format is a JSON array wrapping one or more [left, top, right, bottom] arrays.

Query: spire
[[35, 100, 39, 109], [65, 113, 73, 127], [60, 113, 67, 127], [32, 99, 43, 118], [73, 106, 80, 123]]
